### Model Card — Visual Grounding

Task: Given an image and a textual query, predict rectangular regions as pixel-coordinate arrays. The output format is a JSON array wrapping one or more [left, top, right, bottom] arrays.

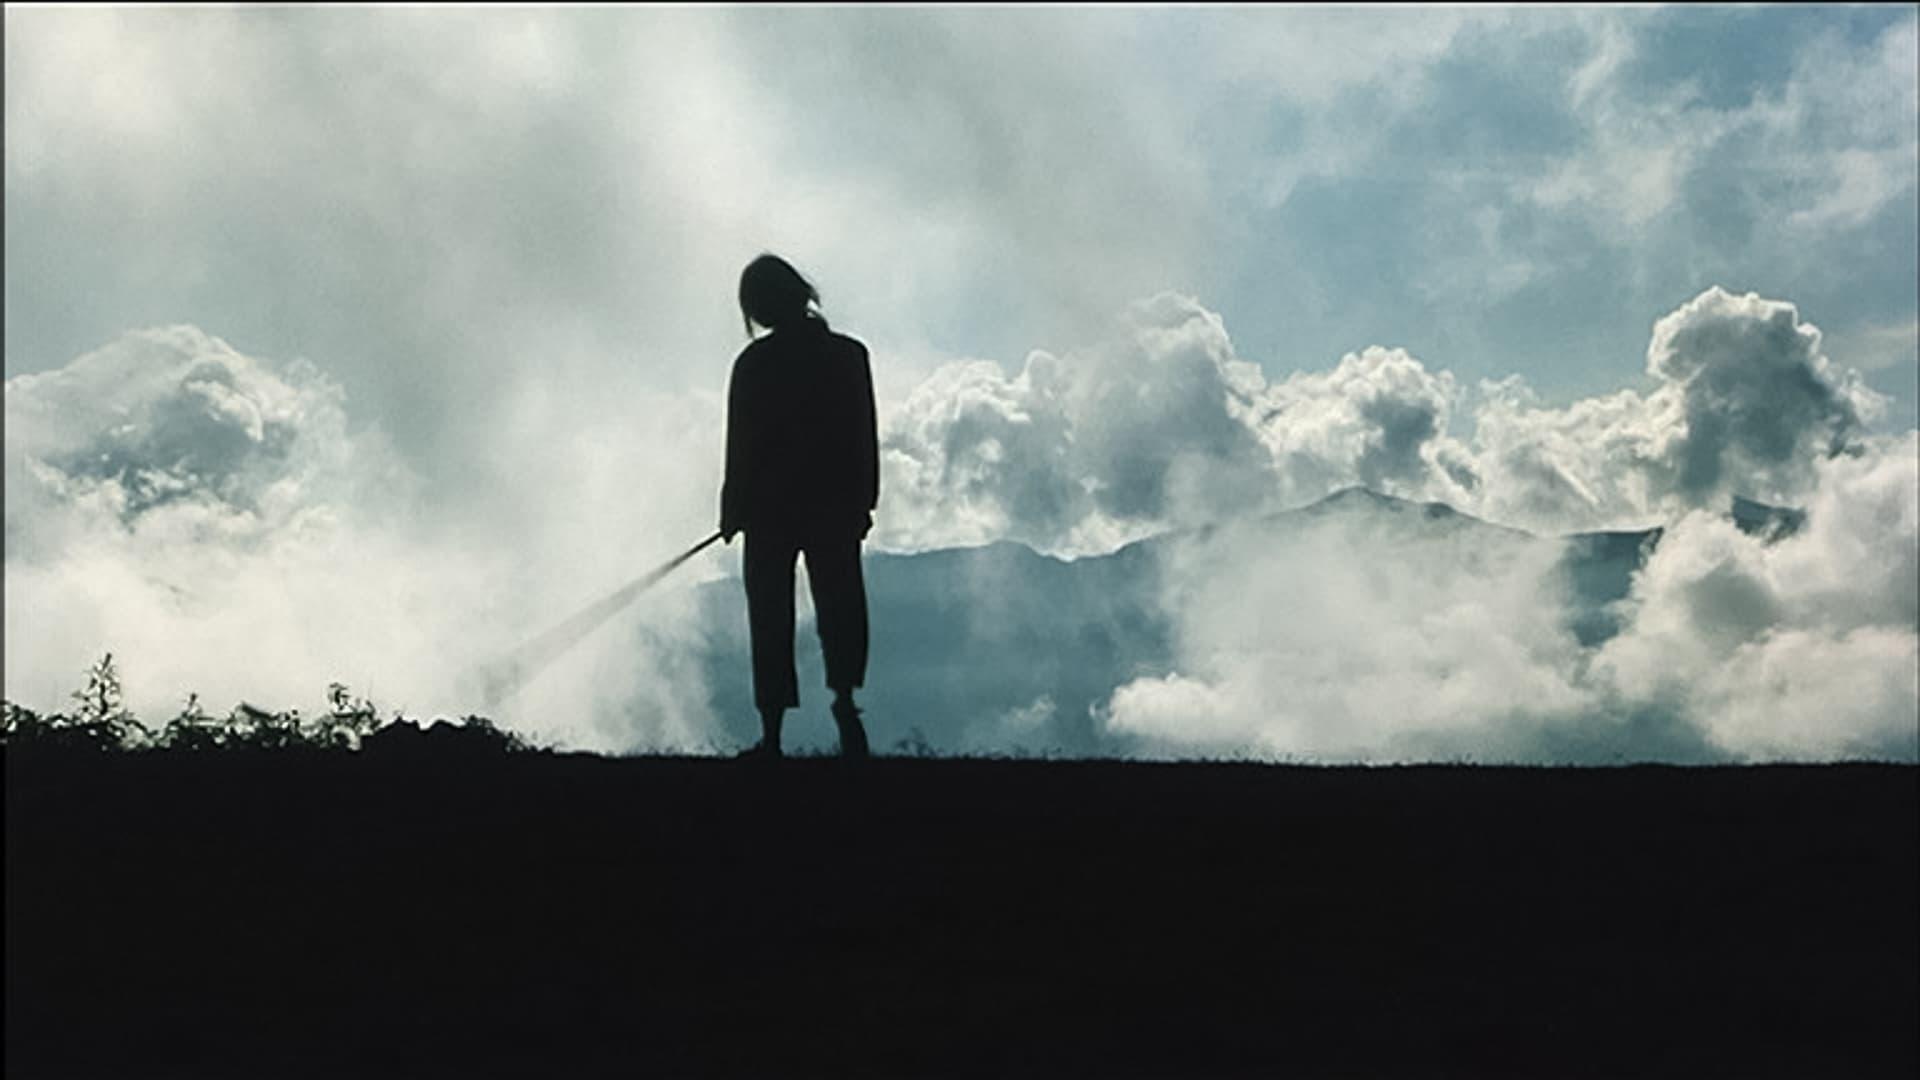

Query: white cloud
[[1464, 286, 1885, 533], [1647, 286, 1882, 497], [957, 694, 1060, 755], [879, 294, 1470, 556], [1103, 506, 1589, 762], [1259, 345, 1467, 507], [1531, 12, 1918, 244], [877, 294, 1273, 555], [1102, 429, 1918, 764], [1774, 17, 1919, 233], [4, 326, 385, 560], [1461, 379, 1680, 534], [4, 327, 724, 753], [880, 285, 1885, 554], [1594, 433, 1919, 760]]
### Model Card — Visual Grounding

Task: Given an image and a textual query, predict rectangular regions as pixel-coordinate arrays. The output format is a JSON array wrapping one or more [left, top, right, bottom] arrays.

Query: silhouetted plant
[[72, 652, 122, 721], [361, 714, 530, 757], [458, 714, 529, 752], [7, 663, 533, 756], [312, 682, 381, 750], [229, 702, 308, 751], [80, 653, 152, 749], [3, 700, 55, 745], [159, 693, 228, 752], [1, 655, 154, 751]]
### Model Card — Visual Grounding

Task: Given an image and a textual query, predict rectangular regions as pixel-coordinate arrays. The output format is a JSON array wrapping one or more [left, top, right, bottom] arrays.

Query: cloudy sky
[[6, 5, 1916, 759]]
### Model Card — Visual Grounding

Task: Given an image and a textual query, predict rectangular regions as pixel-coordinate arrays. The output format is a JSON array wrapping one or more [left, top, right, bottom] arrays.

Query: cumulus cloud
[[878, 294, 1467, 555], [1593, 432, 1919, 760], [4, 327, 723, 753], [1650, 287, 1881, 498], [1258, 345, 1470, 508], [879, 285, 1887, 554], [4, 326, 399, 547], [878, 295, 1271, 554], [1468, 286, 1886, 533]]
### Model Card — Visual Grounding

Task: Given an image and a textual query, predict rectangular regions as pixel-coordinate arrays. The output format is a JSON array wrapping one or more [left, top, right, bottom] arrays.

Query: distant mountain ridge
[[677, 489, 1797, 756]]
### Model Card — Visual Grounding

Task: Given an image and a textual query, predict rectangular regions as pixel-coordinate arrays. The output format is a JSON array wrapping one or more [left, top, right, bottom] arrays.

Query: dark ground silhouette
[[6, 751, 1915, 1078]]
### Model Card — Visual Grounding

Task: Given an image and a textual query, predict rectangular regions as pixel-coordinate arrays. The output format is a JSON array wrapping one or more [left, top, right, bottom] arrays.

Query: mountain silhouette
[[685, 489, 1795, 756]]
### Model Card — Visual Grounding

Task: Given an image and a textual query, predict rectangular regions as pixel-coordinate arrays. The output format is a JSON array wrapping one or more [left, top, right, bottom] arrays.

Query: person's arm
[[858, 344, 879, 527], [720, 357, 752, 542]]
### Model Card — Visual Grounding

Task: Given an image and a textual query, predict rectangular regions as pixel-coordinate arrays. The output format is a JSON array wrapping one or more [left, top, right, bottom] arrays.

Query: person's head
[[738, 253, 825, 336]]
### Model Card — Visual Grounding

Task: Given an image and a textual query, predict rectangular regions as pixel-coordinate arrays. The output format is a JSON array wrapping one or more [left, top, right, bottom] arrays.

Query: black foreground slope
[[7, 753, 1915, 1078]]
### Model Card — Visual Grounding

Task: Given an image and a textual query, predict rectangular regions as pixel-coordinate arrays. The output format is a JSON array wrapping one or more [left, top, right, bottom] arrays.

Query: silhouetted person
[[720, 254, 877, 760]]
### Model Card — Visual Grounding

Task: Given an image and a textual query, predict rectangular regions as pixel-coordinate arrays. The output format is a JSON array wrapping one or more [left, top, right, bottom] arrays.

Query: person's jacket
[[720, 318, 879, 536]]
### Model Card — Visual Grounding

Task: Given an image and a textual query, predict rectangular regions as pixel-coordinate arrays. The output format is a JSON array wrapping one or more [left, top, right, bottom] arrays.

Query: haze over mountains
[[680, 486, 1827, 763]]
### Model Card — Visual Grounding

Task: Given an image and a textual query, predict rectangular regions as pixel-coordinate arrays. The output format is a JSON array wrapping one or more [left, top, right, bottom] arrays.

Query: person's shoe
[[734, 740, 783, 761], [831, 699, 870, 761]]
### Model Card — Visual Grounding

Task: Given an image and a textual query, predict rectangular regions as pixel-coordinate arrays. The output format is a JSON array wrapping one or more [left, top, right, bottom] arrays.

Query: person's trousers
[[743, 527, 869, 710]]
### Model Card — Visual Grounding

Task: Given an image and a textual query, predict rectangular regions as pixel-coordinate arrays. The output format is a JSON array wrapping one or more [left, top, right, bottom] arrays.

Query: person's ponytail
[[739, 254, 827, 336]]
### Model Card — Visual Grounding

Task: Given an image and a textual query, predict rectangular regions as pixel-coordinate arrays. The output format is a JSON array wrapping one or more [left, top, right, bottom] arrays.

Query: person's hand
[[721, 525, 739, 545]]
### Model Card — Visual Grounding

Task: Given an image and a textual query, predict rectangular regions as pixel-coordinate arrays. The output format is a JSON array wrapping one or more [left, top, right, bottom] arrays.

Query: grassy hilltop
[[7, 747, 1915, 1078]]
